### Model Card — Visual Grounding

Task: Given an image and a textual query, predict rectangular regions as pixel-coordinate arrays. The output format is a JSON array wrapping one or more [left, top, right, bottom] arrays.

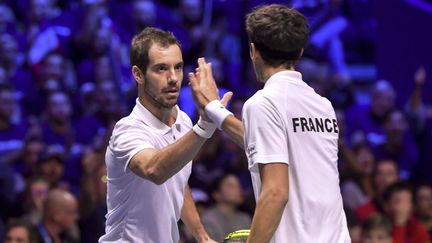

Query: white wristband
[[205, 100, 233, 129], [193, 117, 217, 139]]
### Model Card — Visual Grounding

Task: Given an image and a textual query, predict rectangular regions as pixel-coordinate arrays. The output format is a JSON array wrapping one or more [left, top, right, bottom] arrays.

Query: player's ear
[[132, 66, 145, 85], [249, 43, 257, 61]]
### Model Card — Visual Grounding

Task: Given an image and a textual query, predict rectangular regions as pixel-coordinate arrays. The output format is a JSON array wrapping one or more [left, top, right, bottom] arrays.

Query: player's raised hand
[[188, 57, 220, 109]]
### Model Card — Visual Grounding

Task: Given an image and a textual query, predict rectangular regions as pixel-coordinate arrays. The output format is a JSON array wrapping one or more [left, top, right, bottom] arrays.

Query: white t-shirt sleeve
[[242, 97, 289, 170], [110, 122, 155, 173]]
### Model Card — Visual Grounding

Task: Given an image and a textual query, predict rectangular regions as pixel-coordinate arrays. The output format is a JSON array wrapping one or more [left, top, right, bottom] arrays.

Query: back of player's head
[[245, 4, 309, 67], [130, 27, 181, 72]]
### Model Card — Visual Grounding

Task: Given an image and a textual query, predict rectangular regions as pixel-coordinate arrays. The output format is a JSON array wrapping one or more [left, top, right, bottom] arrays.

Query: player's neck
[[261, 65, 295, 83], [138, 96, 176, 126]]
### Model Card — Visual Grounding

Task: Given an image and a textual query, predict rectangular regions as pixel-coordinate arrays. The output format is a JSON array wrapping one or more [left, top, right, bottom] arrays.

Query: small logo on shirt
[[246, 143, 256, 157]]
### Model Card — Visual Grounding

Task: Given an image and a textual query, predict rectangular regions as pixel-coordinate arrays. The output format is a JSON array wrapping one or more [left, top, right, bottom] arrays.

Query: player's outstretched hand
[[188, 57, 220, 109]]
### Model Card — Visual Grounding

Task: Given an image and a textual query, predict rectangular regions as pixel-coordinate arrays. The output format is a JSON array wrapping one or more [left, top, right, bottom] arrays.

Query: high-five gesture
[[188, 58, 233, 111]]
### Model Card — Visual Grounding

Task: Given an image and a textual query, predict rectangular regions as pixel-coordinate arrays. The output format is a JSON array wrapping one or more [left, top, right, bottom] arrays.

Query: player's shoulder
[[243, 91, 279, 118], [244, 90, 270, 109]]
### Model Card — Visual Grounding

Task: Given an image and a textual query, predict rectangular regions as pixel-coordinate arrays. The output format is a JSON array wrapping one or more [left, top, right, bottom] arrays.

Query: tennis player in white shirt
[[99, 27, 231, 243], [189, 4, 351, 243]]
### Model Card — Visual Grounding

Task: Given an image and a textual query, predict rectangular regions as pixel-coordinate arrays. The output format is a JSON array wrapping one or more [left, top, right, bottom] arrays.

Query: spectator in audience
[[15, 137, 45, 178], [356, 159, 400, 223], [360, 214, 392, 243], [36, 189, 79, 243], [4, 219, 39, 243], [382, 181, 430, 243], [20, 177, 50, 226], [372, 110, 419, 179], [201, 174, 251, 242], [414, 184, 432, 238], [38, 154, 65, 189], [341, 143, 375, 211], [40, 91, 75, 157], [79, 154, 106, 243], [0, 34, 36, 106], [346, 80, 396, 147], [0, 84, 28, 164]]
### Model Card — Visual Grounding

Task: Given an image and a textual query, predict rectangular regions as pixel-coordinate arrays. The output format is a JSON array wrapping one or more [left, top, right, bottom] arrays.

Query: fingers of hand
[[188, 72, 198, 88], [220, 91, 233, 107], [197, 58, 207, 80]]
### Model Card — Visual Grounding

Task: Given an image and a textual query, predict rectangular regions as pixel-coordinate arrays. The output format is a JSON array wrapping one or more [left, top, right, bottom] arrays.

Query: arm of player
[[181, 186, 217, 243], [129, 131, 206, 185], [129, 70, 232, 184], [220, 115, 244, 149], [247, 163, 289, 243], [189, 57, 245, 149]]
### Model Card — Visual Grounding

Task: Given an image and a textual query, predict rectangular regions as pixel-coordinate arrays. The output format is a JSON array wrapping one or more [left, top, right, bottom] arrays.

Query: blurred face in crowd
[[4, 226, 30, 243], [180, 0, 202, 23], [95, 80, 119, 113], [371, 84, 395, 119], [214, 175, 244, 206], [140, 43, 183, 109], [40, 158, 64, 185], [92, 27, 111, 56], [47, 190, 79, 231], [0, 34, 18, 66], [361, 228, 391, 243], [356, 146, 375, 176], [58, 194, 79, 230], [0, 89, 16, 121], [133, 0, 156, 27], [94, 57, 114, 82], [47, 92, 71, 123], [23, 140, 44, 166], [0, 4, 13, 31], [416, 185, 432, 219], [42, 53, 64, 82], [385, 189, 413, 220], [384, 111, 407, 139], [374, 160, 399, 195], [28, 179, 49, 211], [31, 0, 53, 22]]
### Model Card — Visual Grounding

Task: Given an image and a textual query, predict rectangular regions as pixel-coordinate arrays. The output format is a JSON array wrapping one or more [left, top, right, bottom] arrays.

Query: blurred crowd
[[0, 0, 431, 243]]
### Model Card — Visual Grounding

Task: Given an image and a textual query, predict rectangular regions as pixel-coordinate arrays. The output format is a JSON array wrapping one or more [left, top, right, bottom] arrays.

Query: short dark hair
[[383, 181, 412, 202], [245, 4, 309, 67], [130, 27, 181, 72], [362, 214, 392, 236], [5, 219, 39, 243]]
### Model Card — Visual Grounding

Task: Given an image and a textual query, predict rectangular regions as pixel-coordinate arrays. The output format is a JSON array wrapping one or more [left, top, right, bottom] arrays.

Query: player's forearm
[[247, 189, 288, 243], [221, 115, 245, 149], [140, 131, 207, 184], [181, 186, 210, 242]]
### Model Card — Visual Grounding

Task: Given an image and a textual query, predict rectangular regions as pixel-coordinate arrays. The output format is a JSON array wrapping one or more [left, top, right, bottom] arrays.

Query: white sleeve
[[109, 123, 155, 173], [242, 98, 289, 170]]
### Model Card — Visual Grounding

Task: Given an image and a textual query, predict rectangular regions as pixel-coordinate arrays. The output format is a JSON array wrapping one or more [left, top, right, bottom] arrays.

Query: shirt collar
[[132, 98, 180, 135], [264, 70, 304, 87]]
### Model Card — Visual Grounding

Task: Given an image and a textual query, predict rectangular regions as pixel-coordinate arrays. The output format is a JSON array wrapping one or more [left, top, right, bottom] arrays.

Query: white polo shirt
[[242, 71, 351, 243], [99, 99, 192, 243]]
